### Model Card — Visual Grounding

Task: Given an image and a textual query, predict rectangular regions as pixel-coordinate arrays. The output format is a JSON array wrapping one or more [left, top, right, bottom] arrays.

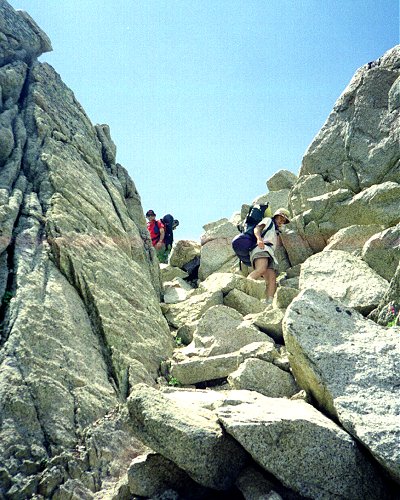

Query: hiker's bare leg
[[247, 257, 268, 288], [248, 258, 269, 281], [265, 268, 277, 299]]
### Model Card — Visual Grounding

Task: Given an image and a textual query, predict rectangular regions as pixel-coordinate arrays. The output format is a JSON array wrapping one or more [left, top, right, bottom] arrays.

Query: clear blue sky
[[8, 0, 399, 240]]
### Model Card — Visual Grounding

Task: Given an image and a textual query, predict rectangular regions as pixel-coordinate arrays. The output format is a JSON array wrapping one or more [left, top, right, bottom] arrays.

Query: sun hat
[[273, 208, 291, 224], [146, 209, 156, 217]]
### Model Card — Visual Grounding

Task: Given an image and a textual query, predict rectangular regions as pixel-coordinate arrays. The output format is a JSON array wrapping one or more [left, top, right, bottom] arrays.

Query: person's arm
[[155, 223, 165, 249], [254, 224, 266, 249]]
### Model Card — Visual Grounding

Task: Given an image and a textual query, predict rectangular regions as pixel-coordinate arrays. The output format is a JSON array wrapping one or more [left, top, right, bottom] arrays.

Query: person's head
[[273, 208, 291, 227], [146, 209, 156, 220]]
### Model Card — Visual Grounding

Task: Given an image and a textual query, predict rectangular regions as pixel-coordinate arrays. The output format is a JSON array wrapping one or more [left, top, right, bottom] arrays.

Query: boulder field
[[0, 1, 399, 498]]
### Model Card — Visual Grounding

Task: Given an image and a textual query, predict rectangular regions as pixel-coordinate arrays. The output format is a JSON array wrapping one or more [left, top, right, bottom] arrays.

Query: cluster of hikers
[[145, 203, 291, 303]]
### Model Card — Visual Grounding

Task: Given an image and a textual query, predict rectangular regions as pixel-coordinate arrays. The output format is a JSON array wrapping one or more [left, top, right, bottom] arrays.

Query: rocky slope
[[0, 0, 399, 498]]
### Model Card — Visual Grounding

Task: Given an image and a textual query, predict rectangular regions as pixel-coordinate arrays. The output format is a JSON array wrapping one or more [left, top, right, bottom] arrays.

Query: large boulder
[[199, 272, 266, 299], [127, 384, 248, 490], [162, 290, 223, 329], [266, 170, 298, 191], [361, 223, 400, 281], [187, 304, 272, 357], [324, 224, 385, 254], [217, 391, 387, 499], [299, 249, 389, 314], [170, 341, 279, 386], [224, 288, 265, 316], [371, 260, 400, 326], [283, 288, 400, 483], [227, 358, 298, 398], [169, 240, 201, 269], [253, 189, 291, 214], [127, 451, 208, 498], [198, 219, 239, 280]]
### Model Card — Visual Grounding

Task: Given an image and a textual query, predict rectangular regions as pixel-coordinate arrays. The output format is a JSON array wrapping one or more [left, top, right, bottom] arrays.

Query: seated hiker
[[146, 209, 166, 262], [248, 208, 291, 304]]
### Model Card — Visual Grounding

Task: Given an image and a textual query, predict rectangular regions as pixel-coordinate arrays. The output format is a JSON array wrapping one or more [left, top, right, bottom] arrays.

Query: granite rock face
[[0, 2, 172, 496], [283, 288, 400, 483], [299, 249, 389, 314], [284, 45, 400, 265], [216, 391, 387, 499], [127, 384, 248, 490]]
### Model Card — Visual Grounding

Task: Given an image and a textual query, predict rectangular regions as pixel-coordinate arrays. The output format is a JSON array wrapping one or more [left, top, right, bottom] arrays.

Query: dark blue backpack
[[232, 204, 273, 267], [153, 214, 179, 248]]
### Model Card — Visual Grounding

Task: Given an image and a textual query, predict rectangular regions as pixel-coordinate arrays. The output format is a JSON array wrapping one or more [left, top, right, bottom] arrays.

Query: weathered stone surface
[[199, 272, 266, 299], [127, 384, 248, 490], [160, 263, 189, 283], [162, 290, 223, 329], [300, 45, 400, 189], [228, 358, 298, 398], [0, 61, 28, 107], [280, 216, 314, 267], [361, 223, 400, 281], [200, 218, 239, 244], [326, 182, 400, 231], [274, 286, 299, 310], [0, 1, 52, 65], [169, 240, 201, 269], [188, 304, 273, 357], [389, 74, 400, 112], [217, 391, 387, 499], [283, 288, 400, 482], [224, 288, 265, 316], [325, 224, 385, 254], [373, 260, 400, 325], [299, 249, 389, 314], [170, 342, 278, 386], [163, 278, 193, 304], [236, 466, 291, 500], [289, 174, 329, 216], [253, 189, 290, 214], [127, 451, 207, 498], [245, 307, 285, 343], [199, 237, 237, 281], [266, 170, 298, 191]]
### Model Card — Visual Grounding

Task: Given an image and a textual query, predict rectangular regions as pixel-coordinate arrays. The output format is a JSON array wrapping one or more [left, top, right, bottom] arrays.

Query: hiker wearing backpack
[[247, 208, 291, 305], [146, 209, 166, 262], [146, 210, 179, 263], [161, 214, 179, 260]]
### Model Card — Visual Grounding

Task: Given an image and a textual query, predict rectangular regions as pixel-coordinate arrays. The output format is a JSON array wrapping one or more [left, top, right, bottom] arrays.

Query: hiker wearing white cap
[[248, 208, 291, 304]]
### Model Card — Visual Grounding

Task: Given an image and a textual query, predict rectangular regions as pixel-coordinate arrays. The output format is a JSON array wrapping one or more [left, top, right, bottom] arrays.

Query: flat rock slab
[[299, 249, 389, 314], [216, 391, 387, 499], [190, 304, 272, 357], [283, 288, 400, 483], [170, 341, 278, 385], [127, 384, 247, 490]]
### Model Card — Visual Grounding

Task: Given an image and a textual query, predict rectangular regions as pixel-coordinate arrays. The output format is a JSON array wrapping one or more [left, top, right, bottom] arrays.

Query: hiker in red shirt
[[146, 209, 166, 262]]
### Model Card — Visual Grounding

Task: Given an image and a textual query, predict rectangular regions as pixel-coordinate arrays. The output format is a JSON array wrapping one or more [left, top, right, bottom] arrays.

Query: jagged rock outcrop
[[0, 2, 172, 496], [282, 45, 400, 265]]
